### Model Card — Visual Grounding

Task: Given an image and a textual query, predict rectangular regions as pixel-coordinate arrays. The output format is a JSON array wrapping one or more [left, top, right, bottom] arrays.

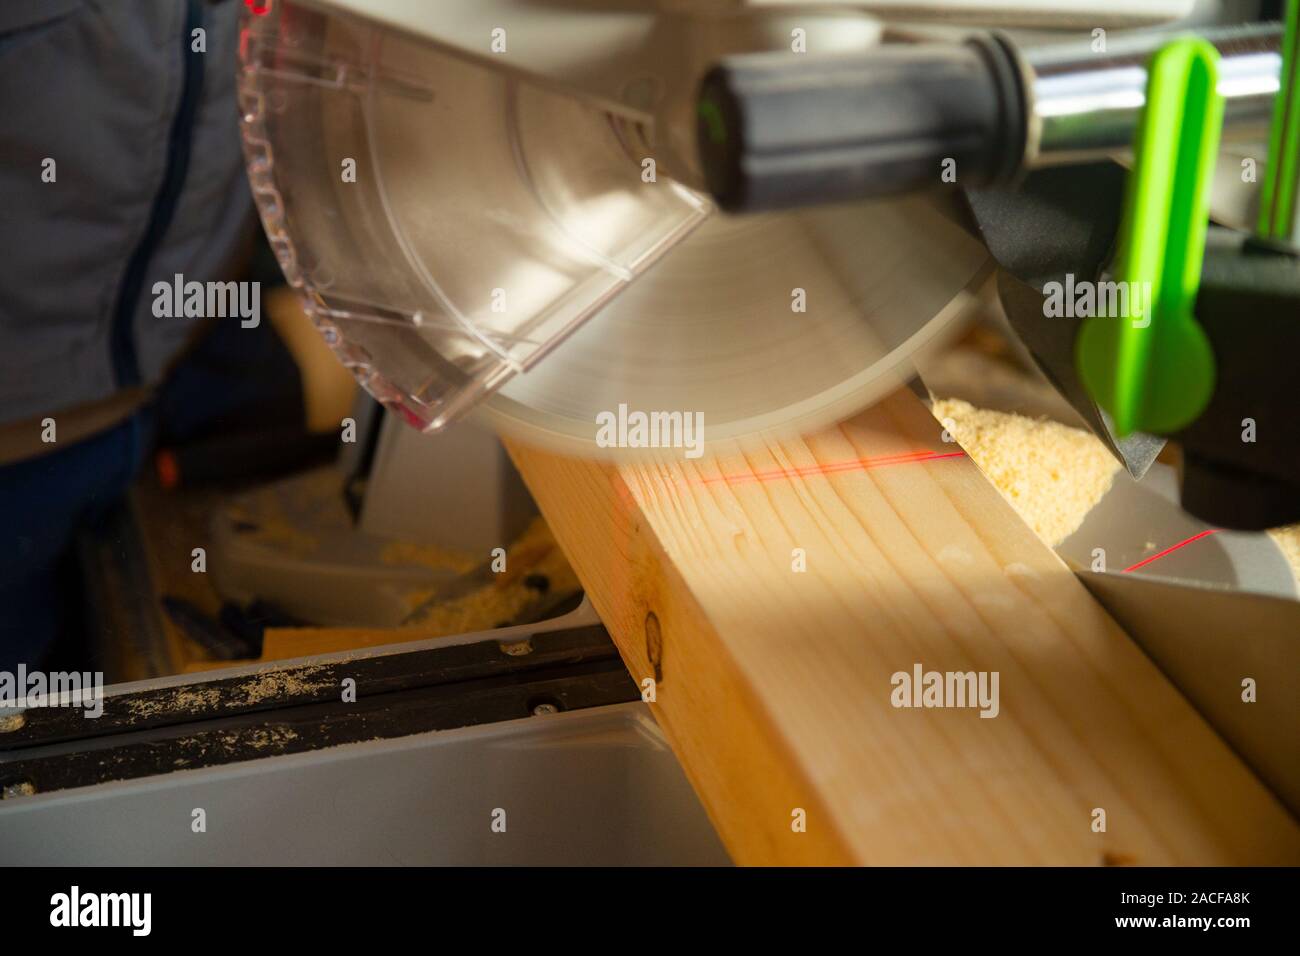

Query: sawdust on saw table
[[933, 397, 1300, 587], [932, 398, 1120, 547], [397, 517, 581, 636]]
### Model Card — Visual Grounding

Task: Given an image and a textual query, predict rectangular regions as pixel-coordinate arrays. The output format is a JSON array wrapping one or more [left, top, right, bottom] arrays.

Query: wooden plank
[[506, 391, 1300, 865]]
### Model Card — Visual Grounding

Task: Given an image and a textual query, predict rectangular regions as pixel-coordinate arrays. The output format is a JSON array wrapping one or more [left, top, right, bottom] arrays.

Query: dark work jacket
[[0, 0, 253, 425]]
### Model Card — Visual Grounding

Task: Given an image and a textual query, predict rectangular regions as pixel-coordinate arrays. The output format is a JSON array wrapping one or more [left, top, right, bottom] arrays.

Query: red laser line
[[699, 450, 966, 486], [1121, 529, 1221, 573]]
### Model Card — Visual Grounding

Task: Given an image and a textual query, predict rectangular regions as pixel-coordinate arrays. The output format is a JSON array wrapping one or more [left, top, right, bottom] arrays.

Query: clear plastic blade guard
[[238, 0, 711, 431]]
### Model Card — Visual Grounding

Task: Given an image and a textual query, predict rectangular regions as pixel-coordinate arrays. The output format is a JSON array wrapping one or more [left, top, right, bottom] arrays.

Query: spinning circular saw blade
[[485, 197, 989, 453]]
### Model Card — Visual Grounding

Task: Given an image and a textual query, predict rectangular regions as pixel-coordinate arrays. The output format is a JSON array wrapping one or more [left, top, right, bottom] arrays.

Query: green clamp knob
[[1077, 37, 1224, 436]]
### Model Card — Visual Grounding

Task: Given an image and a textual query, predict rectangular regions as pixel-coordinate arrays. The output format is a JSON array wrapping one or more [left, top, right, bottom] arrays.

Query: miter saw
[[235, 0, 1298, 532], [5, 0, 1299, 866]]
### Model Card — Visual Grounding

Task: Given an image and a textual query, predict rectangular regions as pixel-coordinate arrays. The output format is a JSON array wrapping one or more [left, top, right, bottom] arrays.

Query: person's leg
[[0, 410, 152, 672]]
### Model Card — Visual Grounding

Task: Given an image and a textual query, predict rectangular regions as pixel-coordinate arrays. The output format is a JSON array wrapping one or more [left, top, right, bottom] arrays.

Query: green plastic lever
[[1258, 0, 1299, 243], [1076, 37, 1224, 437]]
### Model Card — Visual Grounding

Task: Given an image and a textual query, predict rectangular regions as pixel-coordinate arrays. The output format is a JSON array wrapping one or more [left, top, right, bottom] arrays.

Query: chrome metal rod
[[1027, 23, 1282, 166]]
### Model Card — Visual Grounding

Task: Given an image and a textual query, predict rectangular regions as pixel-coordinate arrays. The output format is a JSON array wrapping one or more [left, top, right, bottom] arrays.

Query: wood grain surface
[[507, 390, 1300, 865]]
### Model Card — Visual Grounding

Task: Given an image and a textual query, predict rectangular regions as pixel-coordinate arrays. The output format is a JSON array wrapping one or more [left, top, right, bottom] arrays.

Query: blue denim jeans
[[0, 408, 153, 671]]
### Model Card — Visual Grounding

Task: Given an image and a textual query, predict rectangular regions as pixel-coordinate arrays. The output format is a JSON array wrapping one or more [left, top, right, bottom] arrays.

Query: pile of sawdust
[[932, 398, 1120, 547], [125, 664, 336, 717], [380, 539, 477, 575], [933, 398, 1300, 586], [124, 685, 222, 720], [401, 517, 580, 637], [1268, 525, 1300, 585], [233, 664, 333, 706]]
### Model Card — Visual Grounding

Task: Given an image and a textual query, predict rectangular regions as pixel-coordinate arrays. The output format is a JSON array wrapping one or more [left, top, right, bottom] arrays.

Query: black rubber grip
[[697, 33, 1027, 212]]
